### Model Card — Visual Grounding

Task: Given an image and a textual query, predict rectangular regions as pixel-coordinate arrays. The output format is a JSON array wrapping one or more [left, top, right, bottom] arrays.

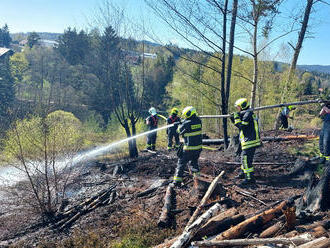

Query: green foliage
[[27, 32, 41, 48], [56, 28, 90, 66], [0, 24, 12, 47]]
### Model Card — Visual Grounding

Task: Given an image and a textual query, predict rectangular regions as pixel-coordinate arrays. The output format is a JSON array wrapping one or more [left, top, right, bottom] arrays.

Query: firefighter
[[319, 102, 330, 162], [277, 105, 296, 131], [173, 106, 202, 186], [145, 107, 159, 151], [230, 98, 261, 186], [167, 107, 181, 151]]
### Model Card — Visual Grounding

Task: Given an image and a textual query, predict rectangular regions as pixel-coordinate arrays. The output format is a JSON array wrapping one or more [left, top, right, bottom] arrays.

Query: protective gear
[[173, 113, 202, 184], [145, 111, 159, 151], [288, 105, 296, 111], [235, 98, 249, 110], [171, 107, 179, 115], [148, 107, 157, 115], [167, 112, 181, 150], [182, 106, 197, 119], [234, 111, 261, 150], [233, 112, 240, 119]]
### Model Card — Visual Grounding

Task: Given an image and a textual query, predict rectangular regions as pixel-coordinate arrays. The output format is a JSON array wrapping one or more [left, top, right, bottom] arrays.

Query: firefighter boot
[[239, 172, 256, 187], [235, 171, 245, 179]]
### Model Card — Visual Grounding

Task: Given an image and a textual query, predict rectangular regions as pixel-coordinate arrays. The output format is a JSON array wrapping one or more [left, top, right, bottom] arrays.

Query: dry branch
[[185, 171, 225, 229]]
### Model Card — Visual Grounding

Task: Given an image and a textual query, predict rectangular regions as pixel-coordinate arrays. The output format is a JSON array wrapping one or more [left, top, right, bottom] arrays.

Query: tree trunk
[[223, 0, 238, 148], [288, 0, 313, 82], [220, 0, 228, 148], [250, 17, 258, 108]]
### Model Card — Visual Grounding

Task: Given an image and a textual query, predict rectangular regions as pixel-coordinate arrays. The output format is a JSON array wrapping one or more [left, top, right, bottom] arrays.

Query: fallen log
[[193, 211, 245, 241], [158, 184, 175, 228], [192, 236, 312, 247], [137, 180, 170, 198], [296, 236, 330, 248], [185, 171, 225, 229], [170, 203, 223, 248], [259, 221, 283, 238], [213, 200, 288, 241], [202, 135, 317, 145]]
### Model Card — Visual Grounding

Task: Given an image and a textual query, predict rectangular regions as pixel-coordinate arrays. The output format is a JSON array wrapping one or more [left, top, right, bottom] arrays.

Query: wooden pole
[[200, 99, 325, 119]]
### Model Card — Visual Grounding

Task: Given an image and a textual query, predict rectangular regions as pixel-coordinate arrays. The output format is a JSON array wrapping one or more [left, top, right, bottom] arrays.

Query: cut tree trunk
[[193, 212, 244, 241], [296, 237, 330, 248], [213, 200, 288, 241], [170, 203, 223, 248], [192, 236, 312, 247], [185, 171, 225, 229], [259, 221, 283, 238], [158, 184, 175, 228]]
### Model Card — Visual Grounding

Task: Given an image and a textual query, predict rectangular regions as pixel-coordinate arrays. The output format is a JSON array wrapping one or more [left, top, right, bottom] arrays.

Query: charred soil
[[0, 129, 329, 247]]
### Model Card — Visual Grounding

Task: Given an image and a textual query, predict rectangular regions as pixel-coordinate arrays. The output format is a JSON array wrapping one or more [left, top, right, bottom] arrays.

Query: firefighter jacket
[[167, 115, 181, 133], [234, 110, 261, 150], [146, 114, 159, 130], [179, 115, 202, 151]]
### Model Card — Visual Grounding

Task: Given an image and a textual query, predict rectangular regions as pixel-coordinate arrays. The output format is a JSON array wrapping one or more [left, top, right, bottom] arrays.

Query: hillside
[[298, 65, 330, 74], [0, 129, 329, 247]]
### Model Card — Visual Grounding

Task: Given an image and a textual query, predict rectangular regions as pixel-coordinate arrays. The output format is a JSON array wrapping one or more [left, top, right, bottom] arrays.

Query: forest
[[0, 0, 329, 247]]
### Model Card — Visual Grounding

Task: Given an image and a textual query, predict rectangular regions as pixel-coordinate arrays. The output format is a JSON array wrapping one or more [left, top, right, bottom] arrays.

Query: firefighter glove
[[230, 113, 235, 123], [233, 112, 240, 119]]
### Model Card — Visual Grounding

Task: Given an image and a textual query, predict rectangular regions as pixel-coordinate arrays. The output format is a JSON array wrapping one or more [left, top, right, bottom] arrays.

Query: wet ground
[[0, 129, 329, 247]]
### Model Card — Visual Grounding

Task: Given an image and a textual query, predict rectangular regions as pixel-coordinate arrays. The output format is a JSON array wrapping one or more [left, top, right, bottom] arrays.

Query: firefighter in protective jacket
[[230, 98, 261, 185], [173, 106, 202, 186], [319, 102, 330, 162], [167, 107, 181, 150], [145, 107, 159, 151]]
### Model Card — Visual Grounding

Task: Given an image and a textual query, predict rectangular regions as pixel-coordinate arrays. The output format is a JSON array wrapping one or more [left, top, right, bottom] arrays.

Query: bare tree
[[145, 0, 238, 147]]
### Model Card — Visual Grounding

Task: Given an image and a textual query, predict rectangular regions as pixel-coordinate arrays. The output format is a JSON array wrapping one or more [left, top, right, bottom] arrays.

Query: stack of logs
[[155, 170, 330, 248], [53, 185, 116, 230]]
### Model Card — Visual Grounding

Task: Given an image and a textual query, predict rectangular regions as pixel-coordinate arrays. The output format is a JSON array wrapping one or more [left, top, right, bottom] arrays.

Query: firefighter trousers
[[168, 130, 180, 149], [146, 131, 157, 150], [241, 147, 256, 179], [319, 121, 330, 157], [173, 150, 201, 183]]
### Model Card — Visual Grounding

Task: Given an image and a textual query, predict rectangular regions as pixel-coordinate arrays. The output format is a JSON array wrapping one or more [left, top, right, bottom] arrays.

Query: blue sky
[[1, 0, 329, 65]]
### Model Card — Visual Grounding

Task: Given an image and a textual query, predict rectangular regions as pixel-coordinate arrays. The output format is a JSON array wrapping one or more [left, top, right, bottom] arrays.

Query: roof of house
[[0, 47, 14, 57]]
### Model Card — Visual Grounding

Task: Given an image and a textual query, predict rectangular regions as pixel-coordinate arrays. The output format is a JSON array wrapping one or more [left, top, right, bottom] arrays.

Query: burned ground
[[0, 129, 329, 247]]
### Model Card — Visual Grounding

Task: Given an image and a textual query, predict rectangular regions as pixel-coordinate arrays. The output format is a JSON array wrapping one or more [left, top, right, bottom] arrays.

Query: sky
[[1, 0, 329, 66]]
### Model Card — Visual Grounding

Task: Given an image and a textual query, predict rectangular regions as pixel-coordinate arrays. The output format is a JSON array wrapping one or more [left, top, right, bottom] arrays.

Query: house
[[0, 47, 14, 63], [0, 47, 14, 58]]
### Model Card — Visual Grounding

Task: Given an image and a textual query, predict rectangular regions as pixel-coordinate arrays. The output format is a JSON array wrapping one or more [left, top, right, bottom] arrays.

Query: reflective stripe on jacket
[[179, 115, 202, 151], [234, 110, 261, 150]]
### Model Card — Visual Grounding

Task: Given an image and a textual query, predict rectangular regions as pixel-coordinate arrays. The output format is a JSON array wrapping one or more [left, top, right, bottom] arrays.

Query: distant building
[[0, 47, 14, 60], [39, 39, 58, 48], [142, 53, 157, 59]]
